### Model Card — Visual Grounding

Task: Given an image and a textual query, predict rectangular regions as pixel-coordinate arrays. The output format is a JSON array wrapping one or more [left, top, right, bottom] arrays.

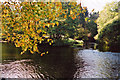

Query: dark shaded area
[[1, 42, 120, 79], [98, 19, 120, 53], [98, 43, 120, 53], [2, 43, 77, 79]]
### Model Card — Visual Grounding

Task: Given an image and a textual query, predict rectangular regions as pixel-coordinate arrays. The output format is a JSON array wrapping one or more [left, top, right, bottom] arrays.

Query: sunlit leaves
[[2, 1, 88, 56], [56, 22, 59, 26], [97, 1, 119, 38]]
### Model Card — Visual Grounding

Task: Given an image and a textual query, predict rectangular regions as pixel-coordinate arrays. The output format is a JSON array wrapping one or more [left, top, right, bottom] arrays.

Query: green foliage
[[2, 1, 99, 56], [98, 18, 120, 45], [85, 20, 98, 37], [2, 2, 67, 55], [45, 2, 88, 42], [96, 1, 120, 46], [81, 12, 98, 40], [97, 1, 119, 33], [89, 12, 99, 21], [2, 2, 88, 55]]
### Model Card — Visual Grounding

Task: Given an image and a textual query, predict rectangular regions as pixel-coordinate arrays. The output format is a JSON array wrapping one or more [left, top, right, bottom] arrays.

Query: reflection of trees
[[2, 43, 77, 78], [33, 47, 76, 78]]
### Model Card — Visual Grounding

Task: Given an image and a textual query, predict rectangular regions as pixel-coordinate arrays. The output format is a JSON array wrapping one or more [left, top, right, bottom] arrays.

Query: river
[[0, 42, 120, 79]]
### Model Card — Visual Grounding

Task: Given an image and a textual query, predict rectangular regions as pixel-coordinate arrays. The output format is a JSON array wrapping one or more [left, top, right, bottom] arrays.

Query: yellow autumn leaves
[[2, 2, 88, 56]]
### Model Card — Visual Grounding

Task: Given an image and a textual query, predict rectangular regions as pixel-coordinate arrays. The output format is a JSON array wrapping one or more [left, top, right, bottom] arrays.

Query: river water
[[1, 43, 120, 79]]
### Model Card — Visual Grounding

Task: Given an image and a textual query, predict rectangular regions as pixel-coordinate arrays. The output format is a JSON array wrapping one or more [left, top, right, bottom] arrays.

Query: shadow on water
[[97, 43, 120, 53], [1, 42, 120, 79], [83, 42, 120, 53], [1, 42, 77, 79]]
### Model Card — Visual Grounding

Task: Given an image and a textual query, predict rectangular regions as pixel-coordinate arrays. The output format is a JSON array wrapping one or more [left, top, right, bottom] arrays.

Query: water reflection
[[1, 43, 120, 79], [97, 43, 120, 53], [1, 43, 76, 79]]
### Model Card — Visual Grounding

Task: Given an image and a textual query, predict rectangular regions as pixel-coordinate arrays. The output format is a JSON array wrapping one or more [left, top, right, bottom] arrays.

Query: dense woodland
[[1, 1, 120, 55], [97, 1, 120, 47]]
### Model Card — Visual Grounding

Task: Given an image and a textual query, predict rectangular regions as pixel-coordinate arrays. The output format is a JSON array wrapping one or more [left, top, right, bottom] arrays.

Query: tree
[[97, 1, 120, 46], [98, 18, 120, 46], [97, 1, 119, 33], [85, 20, 97, 38], [2, 2, 88, 55], [89, 12, 99, 21], [43, 2, 88, 44], [2, 2, 66, 55]]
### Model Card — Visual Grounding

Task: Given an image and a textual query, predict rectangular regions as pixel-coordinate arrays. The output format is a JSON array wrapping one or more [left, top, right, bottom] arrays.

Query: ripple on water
[[1, 59, 50, 79], [74, 49, 120, 78]]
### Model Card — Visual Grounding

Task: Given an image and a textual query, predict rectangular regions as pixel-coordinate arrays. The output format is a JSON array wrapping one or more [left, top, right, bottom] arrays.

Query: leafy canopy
[[2, 2, 88, 55]]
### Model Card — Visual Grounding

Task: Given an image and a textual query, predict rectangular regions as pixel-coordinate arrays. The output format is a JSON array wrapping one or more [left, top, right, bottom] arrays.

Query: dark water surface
[[1, 43, 120, 79]]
